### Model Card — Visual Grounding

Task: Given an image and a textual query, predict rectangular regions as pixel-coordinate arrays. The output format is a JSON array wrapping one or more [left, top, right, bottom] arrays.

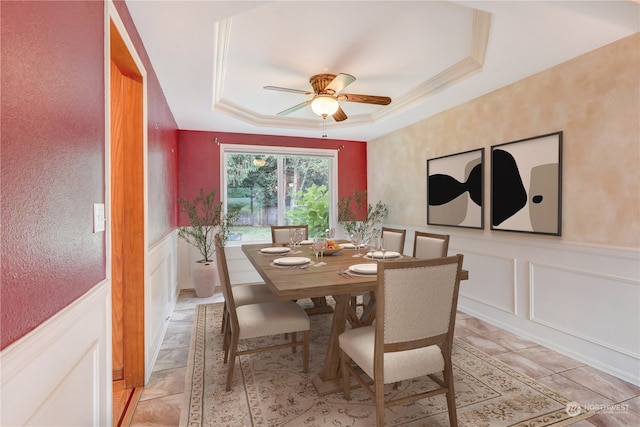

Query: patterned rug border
[[180, 302, 592, 427]]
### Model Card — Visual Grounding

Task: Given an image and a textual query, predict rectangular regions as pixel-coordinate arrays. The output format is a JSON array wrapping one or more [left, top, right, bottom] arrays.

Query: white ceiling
[[124, 1, 639, 141]]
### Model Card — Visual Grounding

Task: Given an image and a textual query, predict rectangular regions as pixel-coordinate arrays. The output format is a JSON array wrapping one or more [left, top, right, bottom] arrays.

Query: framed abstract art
[[427, 148, 484, 229], [491, 131, 563, 235]]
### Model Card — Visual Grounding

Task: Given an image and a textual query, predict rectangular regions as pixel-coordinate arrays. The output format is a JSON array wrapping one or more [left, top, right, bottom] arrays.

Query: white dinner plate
[[260, 247, 292, 254], [299, 239, 313, 245], [273, 257, 311, 266], [366, 251, 401, 259], [348, 263, 378, 275]]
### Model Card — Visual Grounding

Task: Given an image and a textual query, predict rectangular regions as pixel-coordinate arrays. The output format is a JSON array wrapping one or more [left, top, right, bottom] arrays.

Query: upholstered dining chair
[[215, 238, 310, 391], [348, 227, 407, 323], [339, 255, 464, 427], [271, 224, 309, 245], [380, 227, 407, 254], [413, 231, 450, 259], [271, 224, 333, 315]]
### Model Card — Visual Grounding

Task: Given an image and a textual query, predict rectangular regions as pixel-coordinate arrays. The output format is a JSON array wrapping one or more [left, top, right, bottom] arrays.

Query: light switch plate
[[93, 203, 105, 233]]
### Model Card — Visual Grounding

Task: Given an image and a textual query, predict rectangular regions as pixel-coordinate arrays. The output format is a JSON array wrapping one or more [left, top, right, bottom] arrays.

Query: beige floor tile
[[129, 393, 184, 427], [559, 365, 640, 403], [481, 328, 538, 351], [493, 352, 555, 379], [537, 374, 615, 408], [153, 346, 190, 372], [453, 325, 476, 338], [455, 316, 502, 334], [139, 367, 187, 401], [623, 395, 640, 413], [514, 345, 585, 373], [585, 409, 640, 427], [160, 331, 192, 350]]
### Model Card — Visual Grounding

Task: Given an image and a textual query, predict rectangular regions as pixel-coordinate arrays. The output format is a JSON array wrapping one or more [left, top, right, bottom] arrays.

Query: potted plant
[[338, 190, 388, 243], [178, 188, 238, 297]]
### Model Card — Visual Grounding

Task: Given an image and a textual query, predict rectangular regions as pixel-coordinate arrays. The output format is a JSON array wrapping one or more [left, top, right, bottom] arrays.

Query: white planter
[[192, 260, 216, 298]]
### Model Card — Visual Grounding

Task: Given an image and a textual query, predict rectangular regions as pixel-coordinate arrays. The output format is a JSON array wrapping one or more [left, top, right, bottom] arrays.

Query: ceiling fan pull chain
[[322, 116, 327, 138]]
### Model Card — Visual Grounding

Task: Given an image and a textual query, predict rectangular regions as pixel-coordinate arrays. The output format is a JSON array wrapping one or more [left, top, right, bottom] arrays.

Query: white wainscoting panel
[[0, 281, 111, 426], [531, 261, 640, 359], [385, 224, 640, 386], [457, 250, 517, 315], [178, 239, 261, 289], [146, 231, 179, 383]]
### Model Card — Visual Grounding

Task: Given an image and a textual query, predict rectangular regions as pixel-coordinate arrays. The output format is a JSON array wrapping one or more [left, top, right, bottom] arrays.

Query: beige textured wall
[[368, 33, 639, 248]]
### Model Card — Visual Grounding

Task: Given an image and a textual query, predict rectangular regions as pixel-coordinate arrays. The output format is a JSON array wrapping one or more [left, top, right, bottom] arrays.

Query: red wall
[[1, 1, 106, 349], [177, 130, 367, 225], [0, 1, 178, 349]]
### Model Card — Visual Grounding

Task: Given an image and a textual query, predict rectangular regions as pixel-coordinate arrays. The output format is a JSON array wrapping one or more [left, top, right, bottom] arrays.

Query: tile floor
[[128, 289, 640, 426]]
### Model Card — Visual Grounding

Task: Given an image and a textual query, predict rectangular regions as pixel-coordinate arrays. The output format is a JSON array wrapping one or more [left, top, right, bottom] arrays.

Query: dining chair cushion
[[338, 326, 445, 384], [384, 265, 456, 341], [237, 301, 310, 340], [414, 236, 447, 259], [233, 283, 278, 306], [382, 231, 405, 253]]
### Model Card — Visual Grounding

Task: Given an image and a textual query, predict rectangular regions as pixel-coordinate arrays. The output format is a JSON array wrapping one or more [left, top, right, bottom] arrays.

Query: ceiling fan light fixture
[[311, 95, 339, 117]]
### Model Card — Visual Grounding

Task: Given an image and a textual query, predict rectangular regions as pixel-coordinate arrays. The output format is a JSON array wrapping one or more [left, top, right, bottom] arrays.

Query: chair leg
[[444, 363, 458, 426], [291, 331, 297, 353], [222, 312, 230, 354], [341, 350, 351, 400], [223, 321, 231, 364], [226, 334, 239, 391], [374, 378, 385, 427], [220, 307, 228, 333], [302, 330, 310, 373]]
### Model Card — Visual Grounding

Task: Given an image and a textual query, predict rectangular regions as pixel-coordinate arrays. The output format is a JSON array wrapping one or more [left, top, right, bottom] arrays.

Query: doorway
[[109, 17, 146, 424]]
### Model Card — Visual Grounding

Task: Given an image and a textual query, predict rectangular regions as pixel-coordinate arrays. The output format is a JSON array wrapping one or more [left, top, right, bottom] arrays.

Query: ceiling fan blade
[[277, 100, 311, 116], [264, 86, 313, 95], [332, 106, 348, 122], [325, 73, 356, 95], [337, 93, 391, 105]]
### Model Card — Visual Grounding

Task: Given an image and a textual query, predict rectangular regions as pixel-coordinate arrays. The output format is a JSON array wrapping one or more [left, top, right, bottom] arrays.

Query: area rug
[[180, 302, 591, 427]]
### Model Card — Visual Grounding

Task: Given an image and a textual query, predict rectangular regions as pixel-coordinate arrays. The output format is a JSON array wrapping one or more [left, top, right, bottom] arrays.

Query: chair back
[[380, 227, 406, 254], [412, 231, 450, 259], [271, 225, 309, 244], [214, 238, 239, 329], [376, 255, 463, 356]]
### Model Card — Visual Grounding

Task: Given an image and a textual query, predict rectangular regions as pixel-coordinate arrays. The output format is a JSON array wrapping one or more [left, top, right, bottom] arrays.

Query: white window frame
[[220, 144, 339, 244]]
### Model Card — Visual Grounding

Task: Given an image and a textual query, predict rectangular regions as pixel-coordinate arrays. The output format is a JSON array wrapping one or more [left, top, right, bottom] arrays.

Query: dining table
[[242, 241, 469, 396]]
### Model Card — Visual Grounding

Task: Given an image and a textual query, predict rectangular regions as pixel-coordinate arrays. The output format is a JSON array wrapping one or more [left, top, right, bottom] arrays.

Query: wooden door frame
[[108, 5, 148, 389]]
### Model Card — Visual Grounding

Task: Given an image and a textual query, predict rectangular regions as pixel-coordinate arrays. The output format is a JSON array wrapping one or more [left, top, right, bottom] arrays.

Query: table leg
[[311, 294, 349, 396], [305, 297, 334, 315]]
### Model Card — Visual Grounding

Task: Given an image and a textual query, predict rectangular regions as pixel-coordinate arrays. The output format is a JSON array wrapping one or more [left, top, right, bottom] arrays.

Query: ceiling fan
[[264, 73, 392, 123]]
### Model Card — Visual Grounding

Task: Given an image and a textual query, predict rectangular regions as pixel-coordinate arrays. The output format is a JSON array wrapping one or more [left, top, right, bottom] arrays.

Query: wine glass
[[379, 237, 387, 260], [368, 237, 379, 259], [319, 238, 328, 265], [350, 232, 363, 257], [294, 228, 305, 248], [311, 238, 322, 265], [326, 227, 335, 239], [288, 228, 296, 246]]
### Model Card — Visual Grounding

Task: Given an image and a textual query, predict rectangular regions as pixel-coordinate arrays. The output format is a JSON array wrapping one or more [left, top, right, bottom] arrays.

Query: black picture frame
[[427, 148, 484, 229], [490, 131, 563, 236]]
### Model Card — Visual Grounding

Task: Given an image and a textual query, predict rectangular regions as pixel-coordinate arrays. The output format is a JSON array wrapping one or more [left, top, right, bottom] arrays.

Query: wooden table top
[[242, 242, 468, 301]]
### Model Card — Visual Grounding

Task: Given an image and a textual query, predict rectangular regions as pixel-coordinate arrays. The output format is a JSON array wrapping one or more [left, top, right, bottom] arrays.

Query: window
[[221, 144, 337, 243]]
